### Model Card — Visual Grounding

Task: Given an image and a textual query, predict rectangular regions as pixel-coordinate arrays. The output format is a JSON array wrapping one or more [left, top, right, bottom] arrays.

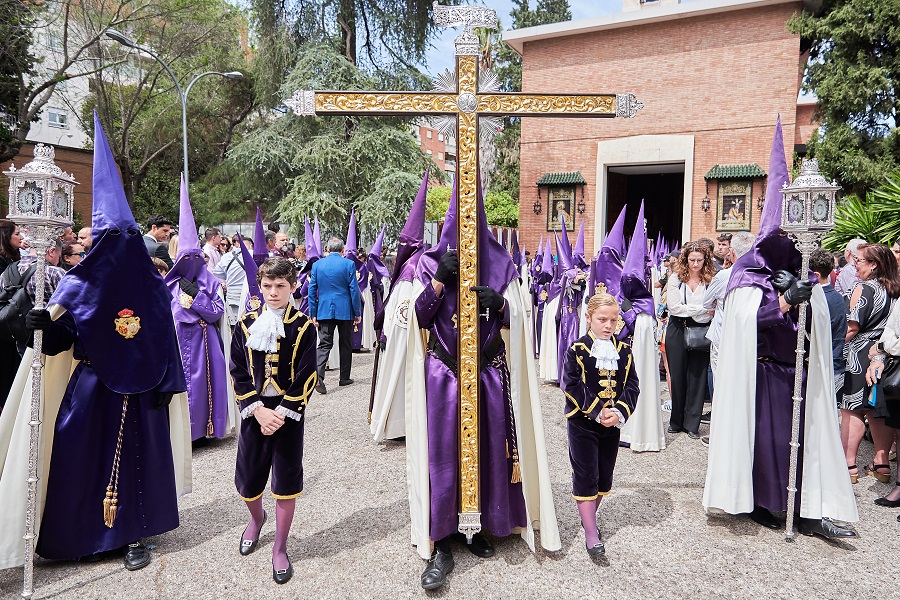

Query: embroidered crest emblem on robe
[[114, 309, 140, 339], [395, 298, 410, 329], [249, 296, 262, 310]]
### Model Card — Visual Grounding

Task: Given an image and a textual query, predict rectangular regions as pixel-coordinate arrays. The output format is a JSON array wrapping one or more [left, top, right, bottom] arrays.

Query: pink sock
[[577, 500, 600, 548], [273, 498, 296, 571], [243, 498, 265, 541]]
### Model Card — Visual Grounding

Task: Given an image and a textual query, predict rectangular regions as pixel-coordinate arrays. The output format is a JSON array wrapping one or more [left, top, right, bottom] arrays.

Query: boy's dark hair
[[265, 231, 276, 244], [146, 215, 173, 230], [257, 257, 297, 286], [810, 248, 835, 280]]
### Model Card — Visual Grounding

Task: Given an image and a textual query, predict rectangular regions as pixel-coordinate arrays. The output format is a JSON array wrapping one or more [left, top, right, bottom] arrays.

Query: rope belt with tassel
[[103, 395, 129, 528], [492, 351, 521, 485], [200, 320, 214, 437]]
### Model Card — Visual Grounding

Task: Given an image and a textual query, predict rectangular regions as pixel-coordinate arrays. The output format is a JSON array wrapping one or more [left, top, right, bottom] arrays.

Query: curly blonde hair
[[673, 242, 716, 285]]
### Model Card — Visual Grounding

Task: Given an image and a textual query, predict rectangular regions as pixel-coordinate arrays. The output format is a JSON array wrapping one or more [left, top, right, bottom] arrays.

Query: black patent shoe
[[798, 517, 858, 541], [450, 532, 495, 558], [272, 556, 293, 584], [421, 548, 454, 590], [747, 506, 780, 530], [587, 527, 605, 558], [239, 511, 267, 556], [123, 541, 151, 571]]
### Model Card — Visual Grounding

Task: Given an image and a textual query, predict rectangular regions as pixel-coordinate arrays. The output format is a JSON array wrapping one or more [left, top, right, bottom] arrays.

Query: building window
[[48, 109, 68, 129], [426, 149, 433, 155], [426, 129, 433, 139], [438, 132, 444, 141], [438, 152, 444, 160]]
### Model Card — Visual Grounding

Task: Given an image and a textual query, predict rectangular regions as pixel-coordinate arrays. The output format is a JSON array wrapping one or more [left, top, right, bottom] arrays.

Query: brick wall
[[516, 2, 805, 253]]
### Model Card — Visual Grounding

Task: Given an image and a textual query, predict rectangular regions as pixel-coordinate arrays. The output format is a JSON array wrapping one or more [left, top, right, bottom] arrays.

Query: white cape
[[703, 286, 858, 522], [369, 278, 414, 441], [360, 283, 377, 350], [217, 283, 239, 435], [537, 295, 560, 382], [619, 312, 666, 452], [405, 279, 561, 559], [0, 305, 192, 569]]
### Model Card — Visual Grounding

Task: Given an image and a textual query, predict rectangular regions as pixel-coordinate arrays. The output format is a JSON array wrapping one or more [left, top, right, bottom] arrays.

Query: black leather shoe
[[339, 379, 354, 386], [587, 527, 605, 558], [123, 541, 151, 571], [450, 532, 495, 558], [700, 411, 711, 423], [272, 556, 293, 584], [687, 431, 701, 439], [667, 425, 683, 434], [798, 517, 858, 540], [239, 511, 267, 556], [747, 506, 780, 529], [421, 548, 454, 590], [874, 484, 900, 507], [315, 382, 327, 395]]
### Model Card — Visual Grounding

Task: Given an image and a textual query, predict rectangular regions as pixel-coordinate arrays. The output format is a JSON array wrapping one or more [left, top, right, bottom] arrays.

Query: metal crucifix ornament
[[286, 2, 643, 539], [778, 158, 839, 542]]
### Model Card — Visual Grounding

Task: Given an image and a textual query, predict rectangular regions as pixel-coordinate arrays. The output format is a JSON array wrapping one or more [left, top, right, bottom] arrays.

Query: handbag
[[881, 355, 900, 402], [683, 319, 711, 352]]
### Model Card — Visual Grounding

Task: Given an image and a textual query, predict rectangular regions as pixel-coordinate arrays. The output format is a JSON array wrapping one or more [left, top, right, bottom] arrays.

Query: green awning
[[704, 164, 766, 180], [536, 171, 586, 186]]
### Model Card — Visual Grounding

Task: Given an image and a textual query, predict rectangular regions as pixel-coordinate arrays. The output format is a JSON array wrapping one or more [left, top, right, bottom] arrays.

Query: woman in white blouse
[[666, 243, 716, 438], [866, 297, 900, 511]]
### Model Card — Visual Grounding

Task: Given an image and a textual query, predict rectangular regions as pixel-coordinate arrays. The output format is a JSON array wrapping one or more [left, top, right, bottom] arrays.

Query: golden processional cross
[[286, 2, 643, 539]]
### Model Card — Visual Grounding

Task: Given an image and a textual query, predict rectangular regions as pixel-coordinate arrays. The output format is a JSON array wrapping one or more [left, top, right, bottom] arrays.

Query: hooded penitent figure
[[617, 202, 665, 452], [345, 210, 372, 351], [0, 113, 190, 569], [405, 183, 560, 588], [703, 117, 858, 537], [164, 176, 231, 441], [537, 235, 562, 382], [369, 170, 429, 442], [531, 236, 551, 356], [365, 225, 391, 335], [555, 215, 590, 382], [295, 217, 321, 314]]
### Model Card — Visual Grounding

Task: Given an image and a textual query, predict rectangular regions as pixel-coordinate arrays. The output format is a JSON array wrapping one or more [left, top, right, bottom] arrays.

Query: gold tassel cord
[[103, 395, 129, 528], [495, 352, 522, 485], [200, 320, 214, 437]]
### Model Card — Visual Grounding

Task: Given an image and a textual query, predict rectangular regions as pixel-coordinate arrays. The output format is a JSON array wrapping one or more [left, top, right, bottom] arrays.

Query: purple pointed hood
[[366, 226, 390, 282], [236, 233, 263, 312], [728, 115, 800, 294], [346, 209, 358, 256], [252, 207, 267, 265], [589, 205, 628, 302], [620, 201, 654, 315], [558, 214, 574, 267], [574, 218, 587, 267], [304, 217, 320, 260], [165, 174, 221, 301], [511, 232, 522, 269], [418, 182, 517, 294], [393, 168, 429, 281], [49, 112, 183, 395], [313, 216, 322, 257]]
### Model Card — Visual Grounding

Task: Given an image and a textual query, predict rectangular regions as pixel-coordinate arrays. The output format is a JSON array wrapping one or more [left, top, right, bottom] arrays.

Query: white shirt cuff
[[240, 401, 263, 420], [274, 405, 303, 422]]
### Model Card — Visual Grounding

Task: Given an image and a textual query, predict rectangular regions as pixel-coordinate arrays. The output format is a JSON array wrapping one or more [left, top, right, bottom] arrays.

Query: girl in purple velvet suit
[[562, 293, 640, 558]]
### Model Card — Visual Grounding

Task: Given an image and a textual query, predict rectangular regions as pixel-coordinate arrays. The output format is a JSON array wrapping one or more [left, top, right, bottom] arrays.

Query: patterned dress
[[840, 280, 895, 410]]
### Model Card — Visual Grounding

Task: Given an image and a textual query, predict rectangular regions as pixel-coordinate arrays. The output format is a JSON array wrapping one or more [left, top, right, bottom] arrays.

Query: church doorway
[[606, 163, 684, 248]]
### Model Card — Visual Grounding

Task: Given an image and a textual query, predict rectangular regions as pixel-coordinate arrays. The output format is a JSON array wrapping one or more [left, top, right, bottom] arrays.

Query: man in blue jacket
[[309, 236, 362, 394]]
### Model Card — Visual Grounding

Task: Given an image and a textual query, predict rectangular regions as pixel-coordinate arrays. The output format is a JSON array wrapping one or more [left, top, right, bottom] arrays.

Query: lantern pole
[[5, 145, 76, 597], [779, 158, 839, 542]]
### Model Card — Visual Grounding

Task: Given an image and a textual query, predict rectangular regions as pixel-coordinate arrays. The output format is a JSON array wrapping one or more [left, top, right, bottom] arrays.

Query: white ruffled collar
[[246, 305, 286, 353], [588, 332, 619, 372]]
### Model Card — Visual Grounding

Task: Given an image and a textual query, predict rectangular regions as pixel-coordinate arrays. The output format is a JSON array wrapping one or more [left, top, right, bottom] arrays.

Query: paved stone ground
[[1, 352, 898, 599]]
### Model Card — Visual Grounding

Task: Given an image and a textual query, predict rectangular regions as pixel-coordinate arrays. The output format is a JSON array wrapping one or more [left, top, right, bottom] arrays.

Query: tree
[[789, 0, 900, 198], [823, 169, 900, 251], [0, 0, 38, 153], [81, 0, 253, 219], [426, 186, 519, 227], [488, 0, 571, 201]]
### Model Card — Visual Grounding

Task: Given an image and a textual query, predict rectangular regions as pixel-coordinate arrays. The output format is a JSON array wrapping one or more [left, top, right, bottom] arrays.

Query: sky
[[422, 0, 700, 75]]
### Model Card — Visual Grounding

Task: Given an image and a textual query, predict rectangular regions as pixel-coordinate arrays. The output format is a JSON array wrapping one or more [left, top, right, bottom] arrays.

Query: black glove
[[154, 391, 175, 409], [471, 286, 505, 312], [621, 298, 633, 312], [783, 279, 813, 306], [570, 279, 586, 292], [772, 270, 797, 293], [179, 278, 200, 298], [434, 251, 459, 284], [25, 308, 51, 331]]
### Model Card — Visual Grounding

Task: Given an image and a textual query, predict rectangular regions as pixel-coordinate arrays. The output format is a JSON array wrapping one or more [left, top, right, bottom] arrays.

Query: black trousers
[[316, 319, 352, 382], [666, 317, 710, 434]]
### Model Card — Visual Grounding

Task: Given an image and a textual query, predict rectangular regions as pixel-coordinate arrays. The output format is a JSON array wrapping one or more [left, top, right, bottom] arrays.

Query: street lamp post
[[105, 30, 243, 188]]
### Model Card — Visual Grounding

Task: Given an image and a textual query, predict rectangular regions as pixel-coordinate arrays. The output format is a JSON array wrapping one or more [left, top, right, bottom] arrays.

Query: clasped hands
[[253, 405, 285, 436], [597, 406, 620, 428]]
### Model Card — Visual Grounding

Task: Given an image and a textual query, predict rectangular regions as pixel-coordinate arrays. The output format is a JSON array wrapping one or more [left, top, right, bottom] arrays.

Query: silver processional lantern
[[4, 143, 76, 599], [779, 157, 839, 543]]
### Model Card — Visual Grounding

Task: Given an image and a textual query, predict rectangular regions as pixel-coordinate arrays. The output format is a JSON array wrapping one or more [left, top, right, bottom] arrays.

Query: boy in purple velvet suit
[[562, 292, 640, 558], [230, 257, 318, 584]]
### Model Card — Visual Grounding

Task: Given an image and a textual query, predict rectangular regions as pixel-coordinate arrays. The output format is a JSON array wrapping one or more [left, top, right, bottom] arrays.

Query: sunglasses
[[64, 251, 86, 258]]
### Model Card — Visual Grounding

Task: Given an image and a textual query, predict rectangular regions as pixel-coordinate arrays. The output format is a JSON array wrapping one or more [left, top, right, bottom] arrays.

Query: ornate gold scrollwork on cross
[[478, 94, 617, 115]]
